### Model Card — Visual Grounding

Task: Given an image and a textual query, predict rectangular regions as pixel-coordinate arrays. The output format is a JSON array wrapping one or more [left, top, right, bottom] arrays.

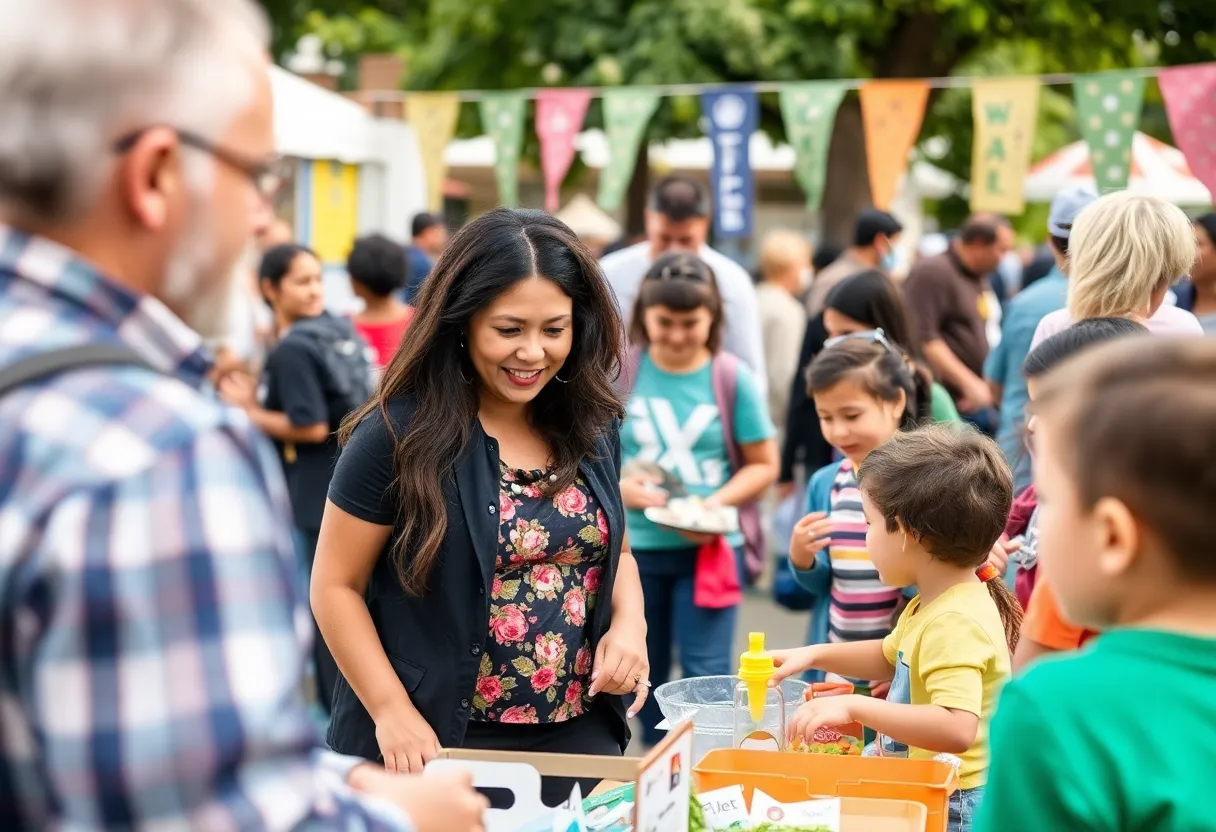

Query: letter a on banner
[[404, 92, 461, 212], [859, 81, 929, 210], [701, 88, 758, 239], [970, 79, 1040, 214], [536, 89, 592, 213], [1159, 63, 1216, 201]]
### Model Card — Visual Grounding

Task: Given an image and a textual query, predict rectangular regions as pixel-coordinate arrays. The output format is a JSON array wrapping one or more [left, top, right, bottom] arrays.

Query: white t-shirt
[[1031, 303, 1204, 349], [599, 241, 767, 394]]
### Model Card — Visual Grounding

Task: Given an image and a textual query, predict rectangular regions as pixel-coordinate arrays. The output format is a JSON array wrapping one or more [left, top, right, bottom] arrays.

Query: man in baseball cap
[[984, 185, 1098, 490]]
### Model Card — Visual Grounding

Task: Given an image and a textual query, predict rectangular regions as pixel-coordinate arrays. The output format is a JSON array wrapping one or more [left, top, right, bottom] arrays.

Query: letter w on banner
[[1159, 63, 1216, 202], [700, 88, 758, 239], [970, 79, 1040, 214], [536, 89, 591, 213]]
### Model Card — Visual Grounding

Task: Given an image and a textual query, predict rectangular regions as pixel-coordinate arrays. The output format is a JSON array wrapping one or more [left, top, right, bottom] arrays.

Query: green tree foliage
[[260, 0, 1216, 240]]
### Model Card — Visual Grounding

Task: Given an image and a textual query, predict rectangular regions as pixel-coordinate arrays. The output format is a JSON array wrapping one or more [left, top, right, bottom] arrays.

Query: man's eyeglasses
[[112, 128, 286, 199], [823, 327, 899, 355]]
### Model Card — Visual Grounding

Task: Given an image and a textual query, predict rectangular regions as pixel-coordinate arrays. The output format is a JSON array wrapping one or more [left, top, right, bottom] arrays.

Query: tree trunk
[[624, 139, 650, 239], [818, 11, 971, 245], [819, 96, 870, 245]]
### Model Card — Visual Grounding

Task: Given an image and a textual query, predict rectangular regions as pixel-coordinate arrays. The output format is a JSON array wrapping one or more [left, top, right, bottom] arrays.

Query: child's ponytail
[[977, 562, 1023, 653]]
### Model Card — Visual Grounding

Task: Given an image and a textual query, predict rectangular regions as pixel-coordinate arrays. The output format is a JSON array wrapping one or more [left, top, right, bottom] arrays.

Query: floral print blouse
[[471, 462, 609, 723]]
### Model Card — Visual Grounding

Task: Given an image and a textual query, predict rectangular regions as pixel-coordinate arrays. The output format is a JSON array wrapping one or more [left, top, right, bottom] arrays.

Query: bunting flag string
[[397, 62, 1216, 221]]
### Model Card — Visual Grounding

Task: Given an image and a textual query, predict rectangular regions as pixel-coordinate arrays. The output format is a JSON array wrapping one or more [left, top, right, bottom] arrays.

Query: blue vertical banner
[[700, 88, 758, 239]]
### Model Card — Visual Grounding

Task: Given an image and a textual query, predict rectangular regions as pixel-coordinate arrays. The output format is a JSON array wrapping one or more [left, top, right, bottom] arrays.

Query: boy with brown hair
[[774, 423, 1018, 832], [976, 336, 1216, 831]]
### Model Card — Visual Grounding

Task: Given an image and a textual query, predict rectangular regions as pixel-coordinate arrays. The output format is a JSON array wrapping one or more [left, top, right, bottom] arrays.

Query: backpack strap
[[0, 344, 152, 398], [710, 351, 741, 471]]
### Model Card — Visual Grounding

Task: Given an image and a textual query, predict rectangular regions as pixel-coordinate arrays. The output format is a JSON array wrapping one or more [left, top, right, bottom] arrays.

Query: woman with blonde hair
[[1031, 191, 1202, 347]]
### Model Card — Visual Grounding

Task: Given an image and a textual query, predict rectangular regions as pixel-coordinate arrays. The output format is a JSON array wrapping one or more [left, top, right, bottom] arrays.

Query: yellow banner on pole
[[404, 92, 461, 212], [859, 81, 929, 210], [971, 79, 1040, 214]]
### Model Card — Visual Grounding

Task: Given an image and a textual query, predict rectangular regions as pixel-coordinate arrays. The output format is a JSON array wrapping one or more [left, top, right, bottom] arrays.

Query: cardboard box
[[427, 722, 694, 832]]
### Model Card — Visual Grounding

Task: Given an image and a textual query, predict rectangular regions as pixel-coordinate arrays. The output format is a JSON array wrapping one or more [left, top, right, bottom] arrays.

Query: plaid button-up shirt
[[0, 227, 411, 830]]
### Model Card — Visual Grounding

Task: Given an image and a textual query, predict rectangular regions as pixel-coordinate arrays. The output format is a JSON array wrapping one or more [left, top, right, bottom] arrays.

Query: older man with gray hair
[[0, 1, 486, 829]]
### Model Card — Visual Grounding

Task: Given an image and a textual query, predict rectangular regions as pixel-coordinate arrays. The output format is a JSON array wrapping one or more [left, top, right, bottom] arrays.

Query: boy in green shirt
[[975, 337, 1216, 832]]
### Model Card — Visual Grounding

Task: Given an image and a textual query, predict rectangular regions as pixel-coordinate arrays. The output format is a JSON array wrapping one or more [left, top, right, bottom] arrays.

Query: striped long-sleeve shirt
[[825, 461, 903, 643], [0, 227, 411, 830]]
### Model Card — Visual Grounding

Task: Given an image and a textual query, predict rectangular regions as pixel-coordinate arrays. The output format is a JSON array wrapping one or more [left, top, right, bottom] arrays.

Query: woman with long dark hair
[[312, 209, 647, 802]]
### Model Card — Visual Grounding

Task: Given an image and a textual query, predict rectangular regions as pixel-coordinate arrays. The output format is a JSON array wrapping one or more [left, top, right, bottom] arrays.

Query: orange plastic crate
[[694, 749, 958, 832]]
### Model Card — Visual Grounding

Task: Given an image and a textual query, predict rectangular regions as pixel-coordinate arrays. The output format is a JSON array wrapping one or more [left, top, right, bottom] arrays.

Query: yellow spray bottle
[[732, 632, 786, 751]]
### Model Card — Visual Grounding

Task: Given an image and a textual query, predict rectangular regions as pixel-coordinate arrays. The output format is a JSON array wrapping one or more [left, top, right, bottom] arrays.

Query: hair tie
[[975, 562, 1000, 583]]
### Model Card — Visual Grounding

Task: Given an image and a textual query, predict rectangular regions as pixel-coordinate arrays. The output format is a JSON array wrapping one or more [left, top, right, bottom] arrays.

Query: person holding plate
[[617, 252, 779, 746]]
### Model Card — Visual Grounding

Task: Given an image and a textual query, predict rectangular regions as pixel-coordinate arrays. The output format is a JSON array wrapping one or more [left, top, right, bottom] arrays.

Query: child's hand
[[986, 535, 1020, 574], [768, 645, 819, 685], [787, 694, 866, 743], [789, 511, 832, 570]]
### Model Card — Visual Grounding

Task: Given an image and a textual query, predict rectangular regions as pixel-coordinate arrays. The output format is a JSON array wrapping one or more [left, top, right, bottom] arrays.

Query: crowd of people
[[2, 1, 1215, 831]]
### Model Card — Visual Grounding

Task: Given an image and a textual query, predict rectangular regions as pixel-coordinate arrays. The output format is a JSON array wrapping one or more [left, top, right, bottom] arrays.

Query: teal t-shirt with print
[[622, 353, 774, 550]]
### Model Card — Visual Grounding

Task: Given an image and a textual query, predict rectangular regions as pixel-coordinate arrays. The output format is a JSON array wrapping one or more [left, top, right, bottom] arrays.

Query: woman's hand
[[789, 511, 832, 570], [590, 618, 650, 718], [620, 475, 667, 510], [374, 699, 442, 774]]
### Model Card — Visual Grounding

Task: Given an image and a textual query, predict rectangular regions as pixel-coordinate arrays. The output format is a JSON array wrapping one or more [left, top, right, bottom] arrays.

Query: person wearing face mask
[[0, 0, 487, 828], [804, 208, 904, 317]]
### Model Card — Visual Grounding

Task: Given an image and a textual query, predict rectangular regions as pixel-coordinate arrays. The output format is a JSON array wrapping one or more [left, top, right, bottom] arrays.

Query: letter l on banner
[[700, 89, 758, 239]]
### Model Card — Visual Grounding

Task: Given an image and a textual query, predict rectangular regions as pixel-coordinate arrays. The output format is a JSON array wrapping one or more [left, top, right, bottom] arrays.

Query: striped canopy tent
[[1024, 132, 1212, 205]]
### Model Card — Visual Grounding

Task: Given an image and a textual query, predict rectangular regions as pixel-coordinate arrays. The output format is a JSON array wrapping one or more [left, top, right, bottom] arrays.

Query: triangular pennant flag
[[597, 89, 661, 212], [859, 81, 930, 210], [1074, 70, 1145, 192], [1159, 63, 1216, 202], [404, 92, 461, 212], [478, 92, 527, 208], [536, 89, 592, 213], [970, 78, 1041, 214], [778, 82, 846, 210]]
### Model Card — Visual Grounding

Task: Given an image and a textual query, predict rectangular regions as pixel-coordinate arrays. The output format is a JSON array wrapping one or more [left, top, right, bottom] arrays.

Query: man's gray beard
[[160, 200, 236, 342]]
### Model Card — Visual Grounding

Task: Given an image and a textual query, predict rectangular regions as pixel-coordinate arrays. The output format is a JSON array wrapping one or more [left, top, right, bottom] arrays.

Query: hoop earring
[[553, 367, 571, 384]]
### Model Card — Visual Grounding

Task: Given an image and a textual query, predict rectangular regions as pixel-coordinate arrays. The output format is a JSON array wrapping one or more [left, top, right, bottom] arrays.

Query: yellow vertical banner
[[971, 79, 1040, 214], [309, 161, 359, 263], [859, 81, 930, 210], [404, 92, 461, 212]]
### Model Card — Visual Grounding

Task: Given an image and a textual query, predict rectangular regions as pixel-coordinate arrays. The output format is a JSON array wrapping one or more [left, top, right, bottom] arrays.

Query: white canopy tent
[[1024, 132, 1212, 205], [269, 66, 425, 239]]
